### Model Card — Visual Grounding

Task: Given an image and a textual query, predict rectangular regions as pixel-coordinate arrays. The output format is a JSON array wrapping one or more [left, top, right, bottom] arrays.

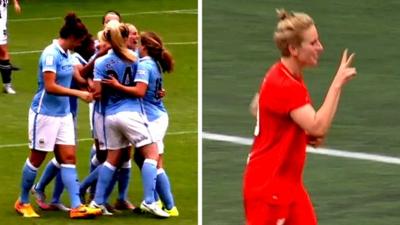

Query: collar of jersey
[[139, 56, 152, 62], [52, 39, 69, 57]]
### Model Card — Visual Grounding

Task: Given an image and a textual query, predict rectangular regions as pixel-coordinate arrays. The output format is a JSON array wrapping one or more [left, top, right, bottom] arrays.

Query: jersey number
[[105, 66, 134, 103]]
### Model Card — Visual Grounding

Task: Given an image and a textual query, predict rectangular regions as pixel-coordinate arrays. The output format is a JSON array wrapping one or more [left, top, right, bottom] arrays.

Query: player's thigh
[[55, 113, 75, 146], [118, 111, 153, 147], [287, 188, 317, 225], [245, 199, 289, 225], [148, 113, 168, 154], [148, 113, 168, 141], [28, 109, 60, 152], [104, 113, 130, 150]]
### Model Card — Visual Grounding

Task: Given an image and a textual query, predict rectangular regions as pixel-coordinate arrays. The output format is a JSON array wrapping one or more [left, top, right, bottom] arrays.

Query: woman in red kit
[[243, 9, 357, 225]]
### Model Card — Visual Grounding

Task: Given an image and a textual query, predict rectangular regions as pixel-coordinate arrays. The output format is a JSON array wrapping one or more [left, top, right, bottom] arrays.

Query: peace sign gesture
[[334, 49, 357, 87]]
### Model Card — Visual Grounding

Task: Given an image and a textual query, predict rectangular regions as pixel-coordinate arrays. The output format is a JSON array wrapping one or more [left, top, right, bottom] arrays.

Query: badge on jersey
[[45, 55, 54, 66], [137, 69, 146, 76]]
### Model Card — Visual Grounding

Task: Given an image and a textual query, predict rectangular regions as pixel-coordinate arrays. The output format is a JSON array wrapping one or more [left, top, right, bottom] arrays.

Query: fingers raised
[[346, 53, 355, 67], [341, 49, 348, 64]]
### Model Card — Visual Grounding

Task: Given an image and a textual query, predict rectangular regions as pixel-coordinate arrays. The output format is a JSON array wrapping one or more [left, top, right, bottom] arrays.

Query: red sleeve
[[262, 78, 310, 115], [283, 81, 310, 113]]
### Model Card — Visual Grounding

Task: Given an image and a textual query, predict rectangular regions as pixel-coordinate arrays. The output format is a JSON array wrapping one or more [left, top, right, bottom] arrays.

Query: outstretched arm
[[290, 49, 357, 137], [44, 71, 93, 103], [101, 75, 148, 97]]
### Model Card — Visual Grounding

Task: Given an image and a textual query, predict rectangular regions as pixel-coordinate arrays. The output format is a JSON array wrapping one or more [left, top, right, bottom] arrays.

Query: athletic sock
[[60, 164, 81, 208], [94, 161, 116, 205], [0, 59, 11, 84], [104, 169, 118, 203], [141, 159, 157, 204], [51, 173, 64, 203], [88, 154, 100, 196], [117, 160, 131, 200], [80, 164, 101, 194], [35, 158, 60, 192], [156, 168, 175, 209], [20, 159, 38, 203], [89, 145, 97, 172]]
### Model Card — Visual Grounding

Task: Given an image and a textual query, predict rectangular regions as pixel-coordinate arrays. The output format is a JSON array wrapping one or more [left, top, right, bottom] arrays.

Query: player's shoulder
[[94, 53, 110, 66], [268, 63, 303, 88], [41, 43, 59, 56], [139, 56, 156, 68]]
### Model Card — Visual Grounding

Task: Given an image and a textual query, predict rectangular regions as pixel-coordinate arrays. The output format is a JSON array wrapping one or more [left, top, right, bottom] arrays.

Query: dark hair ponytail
[[59, 12, 88, 40], [159, 49, 174, 73], [140, 31, 174, 73]]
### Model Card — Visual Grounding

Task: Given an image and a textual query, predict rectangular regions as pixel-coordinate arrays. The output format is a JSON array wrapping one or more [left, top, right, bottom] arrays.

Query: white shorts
[[28, 109, 75, 152], [105, 111, 153, 150], [0, 8, 8, 45], [147, 113, 169, 154], [92, 111, 107, 150]]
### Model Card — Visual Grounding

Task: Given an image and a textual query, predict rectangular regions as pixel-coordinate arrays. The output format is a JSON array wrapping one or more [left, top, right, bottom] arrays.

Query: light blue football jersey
[[30, 40, 75, 116], [69, 52, 89, 118], [135, 56, 167, 121], [93, 50, 141, 116]]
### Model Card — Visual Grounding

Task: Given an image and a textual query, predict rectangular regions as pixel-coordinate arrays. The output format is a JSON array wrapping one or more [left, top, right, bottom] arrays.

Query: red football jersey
[[243, 61, 311, 205]]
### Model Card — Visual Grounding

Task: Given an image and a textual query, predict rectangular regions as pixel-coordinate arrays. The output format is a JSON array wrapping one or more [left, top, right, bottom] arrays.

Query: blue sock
[[89, 154, 100, 197], [117, 161, 131, 200], [51, 173, 64, 203], [142, 159, 157, 204], [35, 158, 60, 192], [154, 189, 160, 202], [104, 170, 118, 203], [94, 162, 115, 205], [89, 146, 97, 172], [60, 164, 81, 208], [20, 159, 38, 203], [80, 165, 100, 194], [156, 168, 175, 210]]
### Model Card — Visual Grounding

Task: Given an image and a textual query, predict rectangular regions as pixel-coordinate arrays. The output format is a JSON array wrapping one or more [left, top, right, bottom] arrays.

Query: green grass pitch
[[203, 0, 400, 224], [0, 0, 197, 224]]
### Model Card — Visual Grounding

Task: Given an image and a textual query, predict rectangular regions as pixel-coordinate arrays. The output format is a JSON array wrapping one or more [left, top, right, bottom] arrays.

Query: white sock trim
[[60, 164, 76, 169], [103, 161, 116, 171], [91, 155, 99, 166], [144, 159, 157, 167], [25, 158, 38, 171], [157, 168, 165, 175], [51, 158, 61, 168], [121, 159, 131, 169]]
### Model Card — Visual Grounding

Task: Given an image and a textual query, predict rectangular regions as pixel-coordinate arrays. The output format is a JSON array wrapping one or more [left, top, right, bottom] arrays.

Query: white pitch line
[[203, 132, 400, 165], [0, 130, 197, 149], [9, 9, 197, 22], [10, 41, 197, 55]]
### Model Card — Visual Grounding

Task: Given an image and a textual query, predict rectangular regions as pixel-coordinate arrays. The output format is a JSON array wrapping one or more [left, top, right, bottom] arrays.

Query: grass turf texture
[[0, 0, 197, 224], [203, 0, 400, 224]]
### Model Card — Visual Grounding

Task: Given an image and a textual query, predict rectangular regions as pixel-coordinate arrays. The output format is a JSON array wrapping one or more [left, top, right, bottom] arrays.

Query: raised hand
[[334, 49, 357, 87]]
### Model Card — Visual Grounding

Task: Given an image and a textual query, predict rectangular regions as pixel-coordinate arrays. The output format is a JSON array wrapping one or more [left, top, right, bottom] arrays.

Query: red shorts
[[244, 187, 317, 225]]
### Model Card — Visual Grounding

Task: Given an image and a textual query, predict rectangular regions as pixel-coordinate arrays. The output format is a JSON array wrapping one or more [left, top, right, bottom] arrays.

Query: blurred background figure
[[0, 0, 21, 94]]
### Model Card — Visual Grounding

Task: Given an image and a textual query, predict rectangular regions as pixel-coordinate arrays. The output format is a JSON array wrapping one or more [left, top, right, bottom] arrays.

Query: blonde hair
[[126, 23, 137, 33], [97, 30, 107, 43], [273, 9, 314, 57], [103, 20, 136, 63]]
